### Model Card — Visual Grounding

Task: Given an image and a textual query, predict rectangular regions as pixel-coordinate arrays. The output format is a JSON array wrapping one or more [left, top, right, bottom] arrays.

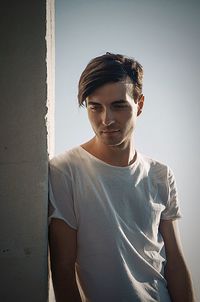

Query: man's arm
[[159, 219, 195, 302], [48, 218, 82, 302]]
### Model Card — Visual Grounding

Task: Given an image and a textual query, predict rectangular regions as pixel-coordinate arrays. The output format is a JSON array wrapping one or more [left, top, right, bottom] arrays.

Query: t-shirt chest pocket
[[114, 184, 165, 235]]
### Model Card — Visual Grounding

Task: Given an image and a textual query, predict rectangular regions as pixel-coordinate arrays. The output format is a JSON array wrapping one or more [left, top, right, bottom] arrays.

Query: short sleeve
[[161, 167, 182, 220], [48, 162, 78, 229]]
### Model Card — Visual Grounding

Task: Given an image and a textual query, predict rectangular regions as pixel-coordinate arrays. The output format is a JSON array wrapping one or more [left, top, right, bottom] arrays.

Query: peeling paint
[[46, 0, 55, 159]]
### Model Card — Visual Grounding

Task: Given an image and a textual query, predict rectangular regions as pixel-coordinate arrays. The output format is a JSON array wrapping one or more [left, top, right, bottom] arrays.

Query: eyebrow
[[87, 99, 127, 105]]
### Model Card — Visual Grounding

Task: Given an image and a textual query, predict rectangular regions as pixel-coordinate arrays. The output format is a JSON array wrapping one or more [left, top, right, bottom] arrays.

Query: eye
[[89, 105, 102, 112], [113, 103, 129, 109], [114, 104, 126, 107]]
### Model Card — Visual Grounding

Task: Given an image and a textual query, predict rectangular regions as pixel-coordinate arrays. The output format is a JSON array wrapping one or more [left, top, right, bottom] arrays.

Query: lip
[[102, 129, 119, 133], [101, 130, 120, 134]]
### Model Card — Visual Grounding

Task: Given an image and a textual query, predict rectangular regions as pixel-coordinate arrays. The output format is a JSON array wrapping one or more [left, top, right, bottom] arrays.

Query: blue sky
[[54, 0, 200, 299]]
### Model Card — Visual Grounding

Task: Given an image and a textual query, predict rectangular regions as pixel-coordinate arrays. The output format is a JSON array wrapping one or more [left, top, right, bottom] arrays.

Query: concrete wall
[[0, 1, 53, 301]]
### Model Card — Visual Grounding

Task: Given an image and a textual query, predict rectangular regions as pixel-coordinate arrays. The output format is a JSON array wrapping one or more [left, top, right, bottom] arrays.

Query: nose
[[102, 108, 115, 126]]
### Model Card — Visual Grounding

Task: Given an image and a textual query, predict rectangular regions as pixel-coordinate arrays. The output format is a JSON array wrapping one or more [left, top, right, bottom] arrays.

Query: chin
[[95, 131, 128, 147], [101, 138, 125, 147]]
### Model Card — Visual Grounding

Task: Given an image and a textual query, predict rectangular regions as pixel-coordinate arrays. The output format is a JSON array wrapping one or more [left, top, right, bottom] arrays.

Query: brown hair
[[78, 52, 144, 107]]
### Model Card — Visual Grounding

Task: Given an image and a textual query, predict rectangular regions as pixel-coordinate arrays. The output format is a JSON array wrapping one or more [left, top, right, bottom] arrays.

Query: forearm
[[51, 267, 82, 302], [164, 257, 195, 302]]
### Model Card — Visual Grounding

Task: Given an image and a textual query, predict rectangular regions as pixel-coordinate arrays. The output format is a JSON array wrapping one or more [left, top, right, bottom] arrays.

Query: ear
[[137, 94, 144, 116]]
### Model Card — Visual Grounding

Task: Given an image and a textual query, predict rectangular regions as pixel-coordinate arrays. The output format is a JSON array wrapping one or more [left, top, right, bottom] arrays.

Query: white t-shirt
[[48, 146, 182, 302]]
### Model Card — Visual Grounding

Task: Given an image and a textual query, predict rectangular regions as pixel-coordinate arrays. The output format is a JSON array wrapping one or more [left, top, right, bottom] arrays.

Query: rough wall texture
[[0, 1, 48, 301]]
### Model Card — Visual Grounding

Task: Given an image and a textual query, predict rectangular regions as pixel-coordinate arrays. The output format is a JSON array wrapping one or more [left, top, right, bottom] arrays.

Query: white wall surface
[[54, 0, 200, 300], [0, 1, 49, 301]]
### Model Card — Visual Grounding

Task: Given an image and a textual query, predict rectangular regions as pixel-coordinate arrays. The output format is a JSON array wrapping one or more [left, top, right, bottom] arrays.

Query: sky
[[54, 0, 200, 299]]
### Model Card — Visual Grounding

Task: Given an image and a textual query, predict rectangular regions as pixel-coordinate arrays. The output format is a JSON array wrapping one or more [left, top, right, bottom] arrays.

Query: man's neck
[[81, 137, 136, 167]]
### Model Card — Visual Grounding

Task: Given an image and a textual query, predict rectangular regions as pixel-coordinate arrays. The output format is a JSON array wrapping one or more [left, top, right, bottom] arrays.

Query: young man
[[48, 53, 195, 302]]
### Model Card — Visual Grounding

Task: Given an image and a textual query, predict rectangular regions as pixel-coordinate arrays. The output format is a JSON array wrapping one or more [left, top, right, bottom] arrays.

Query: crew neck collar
[[79, 145, 140, 170]]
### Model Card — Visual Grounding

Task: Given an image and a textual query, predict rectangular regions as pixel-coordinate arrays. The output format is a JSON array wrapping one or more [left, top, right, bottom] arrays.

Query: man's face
[[86, 80, 144, 147]]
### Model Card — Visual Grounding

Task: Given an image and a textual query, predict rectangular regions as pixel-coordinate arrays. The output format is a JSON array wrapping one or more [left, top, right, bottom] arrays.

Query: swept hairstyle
[[78, 52, 144, 107]]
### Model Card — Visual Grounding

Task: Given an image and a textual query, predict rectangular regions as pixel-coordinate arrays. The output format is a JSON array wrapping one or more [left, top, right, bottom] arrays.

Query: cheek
[[120, 110, 135, 123], [122, 112, 137, 131], [88, 113, 100, 128]]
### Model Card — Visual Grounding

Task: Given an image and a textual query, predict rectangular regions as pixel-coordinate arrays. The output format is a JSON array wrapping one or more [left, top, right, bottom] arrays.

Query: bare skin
[[159, 219, 195, 302], [49, 219, 82, 302], [82, 80, 144, 167]]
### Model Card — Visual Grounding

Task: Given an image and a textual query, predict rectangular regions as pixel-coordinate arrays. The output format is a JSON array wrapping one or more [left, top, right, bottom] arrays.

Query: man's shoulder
[[138, 152, 170, 179], [48, 146, 82, 173], [139, 152, 168, 167]]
